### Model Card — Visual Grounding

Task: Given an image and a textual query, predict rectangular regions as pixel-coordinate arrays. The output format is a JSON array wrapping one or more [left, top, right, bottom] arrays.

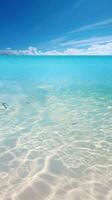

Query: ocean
[[0, 56, 112, 200]]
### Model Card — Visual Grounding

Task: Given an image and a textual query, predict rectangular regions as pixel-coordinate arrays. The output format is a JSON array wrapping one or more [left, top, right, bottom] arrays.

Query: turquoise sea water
[[0, 56, 112, 200]]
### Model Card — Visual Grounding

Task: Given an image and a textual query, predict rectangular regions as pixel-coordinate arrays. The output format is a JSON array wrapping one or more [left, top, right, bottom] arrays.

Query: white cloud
[[0, 42, 112, 56], [85, 42, 112, 55], [69, 18, 112, 34], [0, 46, 41, 55], [50, 18, 112, 46], [45, 42, 112, 55], [60, 35, 112, 47]]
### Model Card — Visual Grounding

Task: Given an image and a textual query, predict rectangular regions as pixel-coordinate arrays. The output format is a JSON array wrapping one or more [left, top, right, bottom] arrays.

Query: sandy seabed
[[0, 81, 112, 200]]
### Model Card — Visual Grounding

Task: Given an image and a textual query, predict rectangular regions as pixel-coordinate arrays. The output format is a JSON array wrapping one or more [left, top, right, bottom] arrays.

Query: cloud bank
[[0, 42, 112, 56], [0, 47, 41, 56]]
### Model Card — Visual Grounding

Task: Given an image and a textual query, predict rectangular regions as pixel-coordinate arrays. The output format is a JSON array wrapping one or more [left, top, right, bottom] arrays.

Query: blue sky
[[0, 0, 112, 54]]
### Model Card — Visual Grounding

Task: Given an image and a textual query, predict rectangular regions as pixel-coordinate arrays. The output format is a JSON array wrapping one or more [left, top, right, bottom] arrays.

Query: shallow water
[[0, 56, 112, 200]]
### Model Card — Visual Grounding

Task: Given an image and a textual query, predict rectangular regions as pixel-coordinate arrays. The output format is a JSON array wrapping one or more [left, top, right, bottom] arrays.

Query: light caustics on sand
[[0, 80, 112, 200]]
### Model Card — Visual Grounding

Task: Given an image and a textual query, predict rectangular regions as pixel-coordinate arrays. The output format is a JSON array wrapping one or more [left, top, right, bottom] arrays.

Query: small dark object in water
[[25, 101, 31, 104], [2, 103, 8, 109], [72, 122, 77, 125]]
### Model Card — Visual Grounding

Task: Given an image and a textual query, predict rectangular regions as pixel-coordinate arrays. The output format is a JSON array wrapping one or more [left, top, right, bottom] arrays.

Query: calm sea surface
[[0, 56, 112, 200]]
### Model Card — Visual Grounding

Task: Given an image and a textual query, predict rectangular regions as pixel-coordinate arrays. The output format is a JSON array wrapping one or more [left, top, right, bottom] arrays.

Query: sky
[[0, 0, 112, 55]]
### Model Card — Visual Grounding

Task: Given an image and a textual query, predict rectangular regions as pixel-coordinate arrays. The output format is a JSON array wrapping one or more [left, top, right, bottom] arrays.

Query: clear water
[[0, 56, 112, 200]]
